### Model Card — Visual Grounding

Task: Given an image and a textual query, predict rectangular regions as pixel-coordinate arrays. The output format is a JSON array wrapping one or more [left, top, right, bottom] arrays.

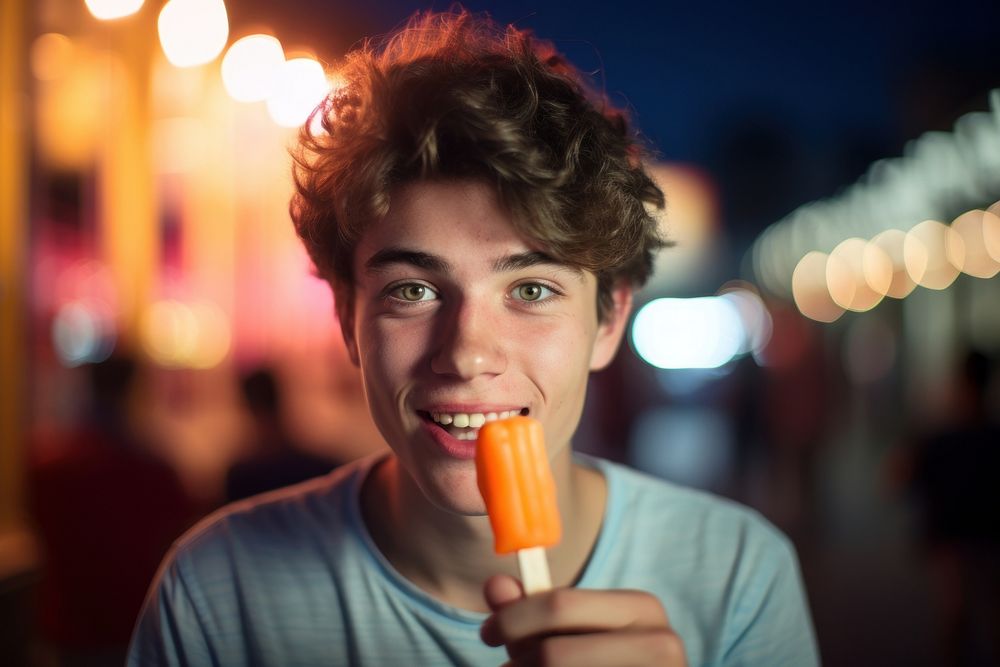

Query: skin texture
[[341, 179, 685, 663]]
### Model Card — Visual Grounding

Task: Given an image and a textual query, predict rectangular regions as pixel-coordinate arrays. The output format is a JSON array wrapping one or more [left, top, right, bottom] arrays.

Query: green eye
[[401, 285, 426, 301], [390, 284, 436, 302], [514, 283, 550, 302]]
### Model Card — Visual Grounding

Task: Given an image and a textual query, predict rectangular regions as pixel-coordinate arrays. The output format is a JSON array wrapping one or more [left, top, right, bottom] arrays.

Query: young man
[[129, 10, 818, 666]]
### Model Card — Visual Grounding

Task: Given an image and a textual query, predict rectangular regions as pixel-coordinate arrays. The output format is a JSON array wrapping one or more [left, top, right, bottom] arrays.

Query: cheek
[[523, 318, 597, 396], [359, 318, 432, 384]]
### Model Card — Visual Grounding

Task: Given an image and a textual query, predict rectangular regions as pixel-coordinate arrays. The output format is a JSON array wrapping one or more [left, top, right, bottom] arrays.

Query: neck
[[360, 450, 606, 612]]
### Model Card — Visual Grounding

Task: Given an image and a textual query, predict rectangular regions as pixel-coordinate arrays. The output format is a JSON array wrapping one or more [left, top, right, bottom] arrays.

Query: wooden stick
[[517, 546, 552, 594]]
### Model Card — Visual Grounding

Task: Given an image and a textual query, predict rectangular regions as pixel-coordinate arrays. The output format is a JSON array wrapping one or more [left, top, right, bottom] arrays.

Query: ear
[[335, 292, 360, 367], [589, 283, 633, 371]]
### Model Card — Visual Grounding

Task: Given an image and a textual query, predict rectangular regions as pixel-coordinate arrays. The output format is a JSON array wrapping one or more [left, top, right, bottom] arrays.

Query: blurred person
[[907, 350, 1000, 666], [129, 10, 818, 666], [225, 367, 339, 502], [28, 353, 199, 667]]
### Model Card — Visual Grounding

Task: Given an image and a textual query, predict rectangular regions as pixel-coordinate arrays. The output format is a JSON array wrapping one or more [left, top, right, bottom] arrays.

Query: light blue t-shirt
[[128, 454, 819, 666]]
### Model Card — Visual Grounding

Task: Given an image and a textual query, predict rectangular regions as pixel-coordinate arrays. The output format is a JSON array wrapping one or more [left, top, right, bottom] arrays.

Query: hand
[[480, 574, 687, 666]]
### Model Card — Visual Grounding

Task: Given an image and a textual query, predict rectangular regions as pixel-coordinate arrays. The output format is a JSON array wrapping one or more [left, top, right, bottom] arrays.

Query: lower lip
[[421, 419, 478, 460]]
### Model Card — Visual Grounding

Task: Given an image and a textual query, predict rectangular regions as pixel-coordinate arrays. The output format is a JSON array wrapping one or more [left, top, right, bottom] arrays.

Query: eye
[[389, 283, 437, 302], [512, 283, 554, 302]]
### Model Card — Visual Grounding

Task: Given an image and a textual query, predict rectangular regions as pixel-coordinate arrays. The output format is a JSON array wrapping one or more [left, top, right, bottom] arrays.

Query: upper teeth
[[431, 410, 520, 427]]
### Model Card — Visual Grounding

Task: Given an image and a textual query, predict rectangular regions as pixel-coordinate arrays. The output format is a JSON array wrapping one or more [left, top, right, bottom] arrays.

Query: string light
[[158, 0, 229, 68]]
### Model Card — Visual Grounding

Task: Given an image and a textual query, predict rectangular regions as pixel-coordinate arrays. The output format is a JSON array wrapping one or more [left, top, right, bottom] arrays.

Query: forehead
[[354, 179, 538, 268]]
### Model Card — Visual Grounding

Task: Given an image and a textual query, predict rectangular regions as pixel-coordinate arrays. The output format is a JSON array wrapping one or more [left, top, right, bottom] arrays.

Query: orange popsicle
[[476, 416, 561, 593]]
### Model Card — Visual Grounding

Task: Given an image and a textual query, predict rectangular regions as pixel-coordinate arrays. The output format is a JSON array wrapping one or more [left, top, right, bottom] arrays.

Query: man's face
[[343, 179, 629, 515]]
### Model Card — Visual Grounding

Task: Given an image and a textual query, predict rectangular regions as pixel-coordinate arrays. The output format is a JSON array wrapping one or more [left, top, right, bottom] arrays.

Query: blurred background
[[1, 0, 999, 665]]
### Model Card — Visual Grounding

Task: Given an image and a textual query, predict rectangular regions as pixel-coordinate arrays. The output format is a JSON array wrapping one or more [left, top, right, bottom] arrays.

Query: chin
[[416, 465, 488, 517]]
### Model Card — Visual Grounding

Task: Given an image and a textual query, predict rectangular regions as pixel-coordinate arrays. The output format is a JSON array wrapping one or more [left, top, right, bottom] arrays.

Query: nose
[[430, 298, 507, 379]]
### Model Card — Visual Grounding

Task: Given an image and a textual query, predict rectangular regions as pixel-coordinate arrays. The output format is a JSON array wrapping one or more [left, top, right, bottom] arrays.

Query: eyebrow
[[363, 246, 581, 276], [365, 247, 451, 274], [492, 251, 581, 276]]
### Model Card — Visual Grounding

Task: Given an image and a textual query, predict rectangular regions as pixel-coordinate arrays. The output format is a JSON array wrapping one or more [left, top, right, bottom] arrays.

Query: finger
[[481, 575, 526, 647], [503, 628, 687, 667], [484, 588, 670, 647], [484, 574, 525, 612]]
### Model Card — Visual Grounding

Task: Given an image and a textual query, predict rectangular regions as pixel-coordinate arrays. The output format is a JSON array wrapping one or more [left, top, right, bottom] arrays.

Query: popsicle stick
[[517, 546, 552, 594]]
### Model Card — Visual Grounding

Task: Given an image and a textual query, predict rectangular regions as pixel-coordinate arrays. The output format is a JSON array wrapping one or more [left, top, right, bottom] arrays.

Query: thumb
[[483, 573, 524, 612]]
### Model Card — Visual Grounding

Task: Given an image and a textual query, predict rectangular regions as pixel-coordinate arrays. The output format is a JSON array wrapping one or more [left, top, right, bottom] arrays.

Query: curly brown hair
[[290, 9, 666, 320]]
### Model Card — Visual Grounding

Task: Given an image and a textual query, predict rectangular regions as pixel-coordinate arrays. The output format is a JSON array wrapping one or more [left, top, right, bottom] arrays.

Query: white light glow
[[948, 209, 1000, 279], [792, 251, 844, 323], [85, 0, 144, 20], [266, 57, 330, 127], [867, 229, 915, 299], [827, 237, 886, 312], [158, 0, 229, 68], [221, 34, 285, 102], [718, 284, 772, 356], [904, 220, 962, 290], [631, 297, 744, 369], [52, 300, 116, 367]]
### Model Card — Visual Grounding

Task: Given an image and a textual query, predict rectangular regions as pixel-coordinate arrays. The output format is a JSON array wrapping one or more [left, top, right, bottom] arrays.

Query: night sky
[[236, 0, 1000, 263]]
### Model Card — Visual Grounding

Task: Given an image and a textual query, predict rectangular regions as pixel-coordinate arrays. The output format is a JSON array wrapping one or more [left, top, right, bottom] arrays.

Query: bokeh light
[[158, 0, 229, 68], [792, 251, 844, 323], [54, 260, 120, 314], [987, 201, 1000, 260], [948, 209, 1000, 278], [51, 300, 116, 367], [221, 34, 285, 103], [904, 220, 962, 290], [30, 34, 74, 81], [84, 0, 144, 20], [631, 297, 744, 369], [141, 300, 231, 369], [827, 237, 886, 312], [717, 282, 773, 356], [867, 229, 916, 299], [265, 57, 330, 128]]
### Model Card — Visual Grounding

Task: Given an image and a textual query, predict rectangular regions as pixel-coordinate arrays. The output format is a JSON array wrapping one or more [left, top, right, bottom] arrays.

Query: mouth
[[418, 407, 530, 441]]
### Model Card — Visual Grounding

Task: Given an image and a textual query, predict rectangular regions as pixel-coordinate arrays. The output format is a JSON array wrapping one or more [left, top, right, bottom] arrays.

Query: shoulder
[[583, 458, 818, 665], [594, 456, 791, 554], [170, 455, 377, 572]]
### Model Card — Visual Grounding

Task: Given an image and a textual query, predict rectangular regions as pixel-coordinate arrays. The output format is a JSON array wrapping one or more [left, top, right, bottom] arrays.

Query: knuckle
[[626, 589, 670, 625], [645, 629, 686, 663]]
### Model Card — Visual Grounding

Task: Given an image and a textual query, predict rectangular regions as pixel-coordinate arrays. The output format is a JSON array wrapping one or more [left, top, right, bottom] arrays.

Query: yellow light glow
[[141, 299, 231, 369], [868, 229, 915, 299], [142, 300, 197, 368], [158, 0, 229, 68], [36, 48, 115, 169], [826, 237, 885, 312], [187, 301, 231, 369], [904, 220, 962, 290], [948, 209, 1000, 279], [84, 0, 144, 20], [861, 239, 893, 298], [221, 34, 285, 102], [30, 33, 73, 81], [982, 202, 1000, 263], [792, 251, 844, 323], [266, 57, 330, 127]]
